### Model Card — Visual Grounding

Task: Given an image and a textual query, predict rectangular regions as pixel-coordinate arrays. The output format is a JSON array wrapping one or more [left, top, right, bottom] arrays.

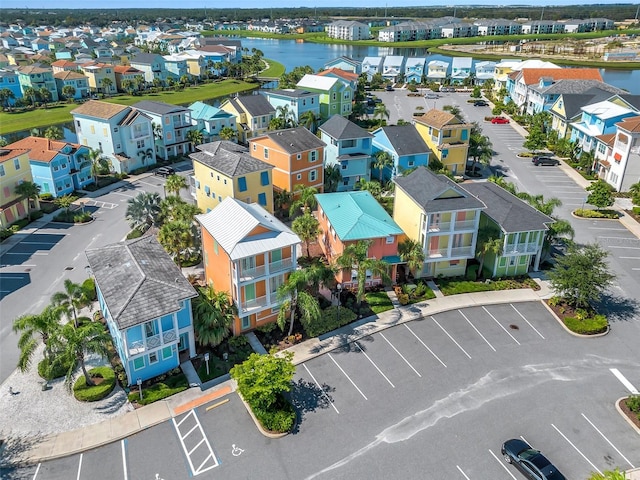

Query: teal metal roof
[[315, 191, 404, 241], [382, 255, 402, 264]]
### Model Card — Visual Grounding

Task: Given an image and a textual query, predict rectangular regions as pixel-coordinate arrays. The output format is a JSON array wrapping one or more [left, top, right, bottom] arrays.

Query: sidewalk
[[3, 282, 553, 466]]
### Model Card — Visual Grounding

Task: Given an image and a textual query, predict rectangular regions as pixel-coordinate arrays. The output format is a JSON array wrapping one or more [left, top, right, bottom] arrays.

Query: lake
[[240, 37, 640, 95]]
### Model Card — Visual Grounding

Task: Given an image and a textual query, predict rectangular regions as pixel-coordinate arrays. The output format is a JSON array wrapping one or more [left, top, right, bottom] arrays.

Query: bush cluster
[[38, 354, 75, 380], [303, 306, 357, 337], [574, 208, 619, 219], [253, 394, 296, 432], [73, 366, 116, 402], [127, 372, 188, 405], [563, 313, 608, 335], [627, 395, 640, 420]]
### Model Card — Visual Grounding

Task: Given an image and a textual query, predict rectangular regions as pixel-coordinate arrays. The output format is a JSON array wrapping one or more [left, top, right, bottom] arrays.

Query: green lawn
[[436, 277, 539, 296], [365, 291, 395, 314], [261, 59, 285, 78], [0, 79, 258, 135], [127, 373, 188, 406]]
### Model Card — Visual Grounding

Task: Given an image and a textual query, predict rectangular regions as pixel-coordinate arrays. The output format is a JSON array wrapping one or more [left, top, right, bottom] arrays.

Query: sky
[[2, 1, 637, 9]]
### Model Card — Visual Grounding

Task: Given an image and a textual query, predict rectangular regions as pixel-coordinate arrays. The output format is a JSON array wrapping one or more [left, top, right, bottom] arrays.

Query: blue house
[[0, 69, 22, 105], [189, 100, 237, 143], [324, 56, 362, 74], [261, 89, 321, 125], [7, 136, 93, 197], [450, 57, 473, 84], [320, 114, 373, 191], [404, 58, 426, 84], [372, 125, 430, 181], [86, 236, 198, 385]]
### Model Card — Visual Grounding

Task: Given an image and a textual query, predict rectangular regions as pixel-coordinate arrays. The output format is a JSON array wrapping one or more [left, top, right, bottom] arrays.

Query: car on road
[[474, 100, 489, 106], [425, 92, 440, 99], [440, 86, 456, 92], [501, 438, 566, 480], [532, 156, 560, 166], [491, 116, 510, 124], [154, 166, 176, 177], [385, 85, 395, 91]]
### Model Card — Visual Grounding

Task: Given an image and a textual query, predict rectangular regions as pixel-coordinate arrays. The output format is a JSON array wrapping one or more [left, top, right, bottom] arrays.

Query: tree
[[88, 148, 109, 185], [298, 110, 320, 133], [219, 126, 237, 142], [336, 240, 389, 309], [164, 174, 187, 197], [38, 87, 52, 109], [24, 87, 38, 107], [476, 225, 503, 279], [586, 180, 614, 211], [52, 319, 111, 391], [15, 181, 40, 222], [186, 129, 203, 149], [289, 184, 318, 218], [548, 243, 615, 309], [268, 117, 285, 131], [488, 175, 518, 196], [230, 352, 295, 411], [468, 124, 493, 171], [51, 279, 91, 328], [274, 188, 292, 219], [277, 270, 321, 336], [373, 103, 390, 127], [158, 220, 192, 268], [61, 85, 76, 101], [373, 150, 393, 182], [523, 124, 548, 154], [323, 164, 342, 193], [442, 104, 462, 118], [44, 126, 63, 140], [54, 193, 78, 216], [121, 79, 134, 95], [276, 104, 295, 128], [355, 179, 382, 200], [292, 211, 320, 258], [520, 194, 574, 260], [586, 469, 627, 480], [192, 287, 236, 347], [101, 77, 113, 96], [13, 305, 65, 372], [398, 238, 425, 278], [630, 181, 640, 206], [0, 88, 16, 111], [125, 191, 162, 233]]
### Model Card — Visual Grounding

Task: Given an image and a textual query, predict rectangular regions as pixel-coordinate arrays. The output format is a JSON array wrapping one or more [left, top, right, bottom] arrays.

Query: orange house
[[196, 197, 301, 334], [315, 191, 405, 289], [249, 127, 326, 196]]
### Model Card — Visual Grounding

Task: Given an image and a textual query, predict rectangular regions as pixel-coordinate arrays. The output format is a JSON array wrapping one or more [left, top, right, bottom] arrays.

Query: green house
[[296, 74, 353, 120], [463, 182, 554, 277]]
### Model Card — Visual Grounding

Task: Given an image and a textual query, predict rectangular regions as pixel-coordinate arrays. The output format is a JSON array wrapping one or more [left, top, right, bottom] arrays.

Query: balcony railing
[[237, 258, 294, 281], [241, 294, 269, 312], [454, 219, 476, 230], [427, 248, 448, 258], [127, 329, 177, 356], [239, 264, 266, 281], [428, 222, 451, 232], [450, 246, 475, 257], [270, 257, 293, 273], [504, 242, 539, 255]]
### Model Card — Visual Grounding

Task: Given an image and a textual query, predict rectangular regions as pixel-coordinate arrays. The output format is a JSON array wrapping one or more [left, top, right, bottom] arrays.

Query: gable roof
[[189, 141, 272, 177], [317, 68, 359, 83], [263, 89, 317, 99], [85, 236, 197, 330], [319, 114, 373, 140], [130, 52, 162, 65], [229, 94, 275, 117], [188, 100, 232, 120], [530, 79, 624, 96], [71, 100, 128, 119], [552, 88, 618, 120], [616, 115, 640, 133], [6, 136, 82, 163], [297, 74, 341, 91], [374, 125, 429, 156], [581, 100, 636, 120], [519, 67, 602, 85], [394, 167, 485, 214], [413, 108, 464, 129], [132, 100, 189, 115], [196, 197, 299, 260], [315, 191, 403, 241], [254, 127, 326, 154], [462, 182, 553, 233]]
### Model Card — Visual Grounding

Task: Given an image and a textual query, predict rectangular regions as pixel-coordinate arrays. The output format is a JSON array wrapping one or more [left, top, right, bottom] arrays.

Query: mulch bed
[[619, 398, 640, 430], [545, 299, 580, 321]]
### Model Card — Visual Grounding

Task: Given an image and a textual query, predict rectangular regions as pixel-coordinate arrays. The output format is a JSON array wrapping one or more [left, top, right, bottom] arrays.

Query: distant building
[[326, 20, 370, 41]]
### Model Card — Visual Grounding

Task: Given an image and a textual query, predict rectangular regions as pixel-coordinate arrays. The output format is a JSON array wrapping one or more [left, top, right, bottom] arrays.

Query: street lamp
[[136, 378, 143, 401], [204, 352, 210, 376], [336, 283, 342, 322]]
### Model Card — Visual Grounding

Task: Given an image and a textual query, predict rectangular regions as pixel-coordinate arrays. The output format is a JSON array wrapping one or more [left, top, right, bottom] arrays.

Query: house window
[[238, 177, 247, 192], [342, 139, 355, 148], [133, 357, 145, 370], [13, 158, 20, 170], [258, 192, 267, 206], [386, 236, 394, 244], [332, 93, 337, 100], [144, 320, 157, 338], [241, 316, 251, 330], [264, 148, 269, 159], [137, 139, 145, 149], [253, 144, 257, 151], [341, 161, 348, 170], [297, 173, 302, 180], [443, 129, 451, 138], [309, 170, 317, 182], [166, 132, 172, 140], [309, 151, 317, 162], [162, 346, 172, 359], [0, 165, 4, 176], [260, 171, 269, 186], [297, 153, 301, 160], [148, 352, 158, 364]]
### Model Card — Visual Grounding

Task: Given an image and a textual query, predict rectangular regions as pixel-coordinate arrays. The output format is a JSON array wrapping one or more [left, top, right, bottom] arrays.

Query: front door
[[178, 332, 189, 352]]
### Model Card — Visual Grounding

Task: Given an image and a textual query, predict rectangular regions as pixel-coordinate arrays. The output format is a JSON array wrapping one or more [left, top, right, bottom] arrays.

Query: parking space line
[[432, 316, 472, 359], [589, 227, 627, 231], [511, 305, 545, 339], [458, 310, 496, 352], [354, 341, 395, 388], [171, 410, 219, 475], [379, 332, 421, 377], [551, 423, 602, 474], [328, 353, 367, 400], [581, 413, 635, 469], [32, 463, 41, 479], [619, 256, 640, 259], [122, 439, 128, 480], [456, 465, 471, 479], [403, 324, 447, 367], [482, 307, 520, 345], [489, 449, 517, 479], [76, 453, 83, 480], [303, 364, 340, 413], [609, 246, 640, 250], [610, 368, 640, 394]]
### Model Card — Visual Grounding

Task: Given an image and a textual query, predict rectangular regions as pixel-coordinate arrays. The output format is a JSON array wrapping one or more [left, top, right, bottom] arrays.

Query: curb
[[539, 299, 610, 338], [615, 396, 640, 436], [236, 390, 289, 439]]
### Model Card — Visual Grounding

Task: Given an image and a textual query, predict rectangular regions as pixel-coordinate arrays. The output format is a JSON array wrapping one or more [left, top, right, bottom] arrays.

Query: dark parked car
[[155, 166, 176, 177], [502, 439, 566, 480], [385, 85, 395, 91], [474, 100, 489, 106], [532, 156, 559, 166]]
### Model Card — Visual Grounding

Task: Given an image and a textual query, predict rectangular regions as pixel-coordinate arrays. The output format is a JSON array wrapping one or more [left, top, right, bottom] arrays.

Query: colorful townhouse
[[528, 79, 625, 116], [315, 190, 404, 288], [190, 140, 273, 213], [599, 116, 640, 192], [371, 125, 430, 181], [261, 89, 321, 125], [0, 69, 22, 105], [53, 70, 89, 100], [132, 100, 195, 160], [6, 136, 93, 197], [319, 115, 373, 191], [317, 68, 359, 91], [196, 197, 300, 334], [463, 182, 553, 276], [382, 56, 406, 83], [220, 94, 276, 145], [17, 65, 59, 102], [113, 65, 145, 93], [79, 62, 117, 96], [324, 56, 362, 74], [249, 127, 326, 196], [413, 109, 471, 175], [450, 57, 473, 84], [426, 60, 449, 83], [129, 53, 168, 84], [296, 74, 352, 119], [393, 167, 484, 278], [404, 58, 426, 84], [548, 88, 615, 139], [0, 147, 39, 229], [361, 56, 383, 81], [162, 54, 189, 81], [86, 236, 198, 385], [72, 100, 155, 174], [474, 61, 496, 85], [188, 101, 237, 143]]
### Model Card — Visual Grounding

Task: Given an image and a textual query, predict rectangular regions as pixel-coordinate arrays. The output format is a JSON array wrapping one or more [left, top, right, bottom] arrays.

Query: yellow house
[[393, 167, 484, 278], [0, 148, 39, 228], [413, 108, 471, 175], [219, 95, 275, 144], [190, 140, 274, 214], [79, 62, 117, 95]]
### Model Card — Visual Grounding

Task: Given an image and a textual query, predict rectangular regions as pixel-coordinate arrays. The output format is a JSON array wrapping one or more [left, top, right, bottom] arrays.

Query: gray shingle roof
[[85, 236, 197, 330], [230, 95, 275, 117], [462, 182, 553, 233], [319, 115, 373, 140], [264, 89, 315, 98], [133, 100, 189, 115], [393, 167, 485, 214], [531, 79, 625, 96], [259, 127, 326, 154], [130, 53, 162, 65], [189, 141, 272, 177], [377, 125, 429, 156]]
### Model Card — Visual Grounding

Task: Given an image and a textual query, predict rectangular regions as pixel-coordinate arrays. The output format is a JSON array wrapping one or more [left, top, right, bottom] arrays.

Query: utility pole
[[635, 5, 639, 21], [540, 6, 545, 21]]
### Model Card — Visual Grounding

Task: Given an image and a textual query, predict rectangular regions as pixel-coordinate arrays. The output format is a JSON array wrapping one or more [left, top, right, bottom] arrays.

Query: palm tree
[[54, 193, 78, 216], [268, 117, 285, 131], [61, 85, 76, 102], [277, 270, 321, 336], [521, 194, 574, 261], [0, 88, 16, 111], [323, 164, 342, 193], [398, 239, 425, 278], [13, 305, 65, 372], [292, 211, 320, 258], [219, 126, 237, 142], [298, 110, 320, 133], [186, 129, 204, 150], [355, 179, 383, 200], [24, 87, 38, 107], [192, 287, 237, 347], [289, 184, 318, 218], [488, 175, 518, 195], [44, 126, 63, 140], [274, 188, 292, 219], [276, 104, 295, 128], [15, 181, 41, 221], [164, 174, 187, 197], [373, 150, 393, 182], [476, 225, 503, 279], [121, 79, 134, 95], [38, 87, 52, 109], [88, 148, 108, 185], [158, 220, 192, 268], [125, 191, 162, 233], [442, 104, 462, 119], [52, 319, 111, 391], [629, 181, 640, 205], [373, 103, 390, 127], [304, 256, 337, 297], [101, 77, 113, 96], [468, 125, 493, 171], [159, 196, 201, 225], [336, 240, 390, 309], [51, 279, 91, 328]]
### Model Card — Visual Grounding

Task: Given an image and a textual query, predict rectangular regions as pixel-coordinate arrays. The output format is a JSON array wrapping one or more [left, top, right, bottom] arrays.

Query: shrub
[[73, 366, 116, 401], [127, 373, 188, 405], [574, 208, 618, 219], [256, 322, 277, 334], [40, 193, 53, 201], [228, 335, 249, 350], [303, 306, 358, 337], [626, 394, 640, 413], [253, 394, 296, 433], [38, 354, 75, 380], [0, 228, 12, 240], [563, 313, 608, 335], [126, 228, 144, 240], [82, 278, 97, 302], [398, 293, 410, 305], [632, 206, 640, 215]]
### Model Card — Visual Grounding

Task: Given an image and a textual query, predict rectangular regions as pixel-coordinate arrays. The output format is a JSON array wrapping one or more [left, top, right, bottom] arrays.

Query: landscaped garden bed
[[392, 281, 436, 305], [619, 395, 640, 430], [545, 297, 608, 335], [127, 369, 188, 407], [73, 365, 116, 402], [193, 335, 254, 383], [573, 208, 620, 219], [435, 276, 539, 296]]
